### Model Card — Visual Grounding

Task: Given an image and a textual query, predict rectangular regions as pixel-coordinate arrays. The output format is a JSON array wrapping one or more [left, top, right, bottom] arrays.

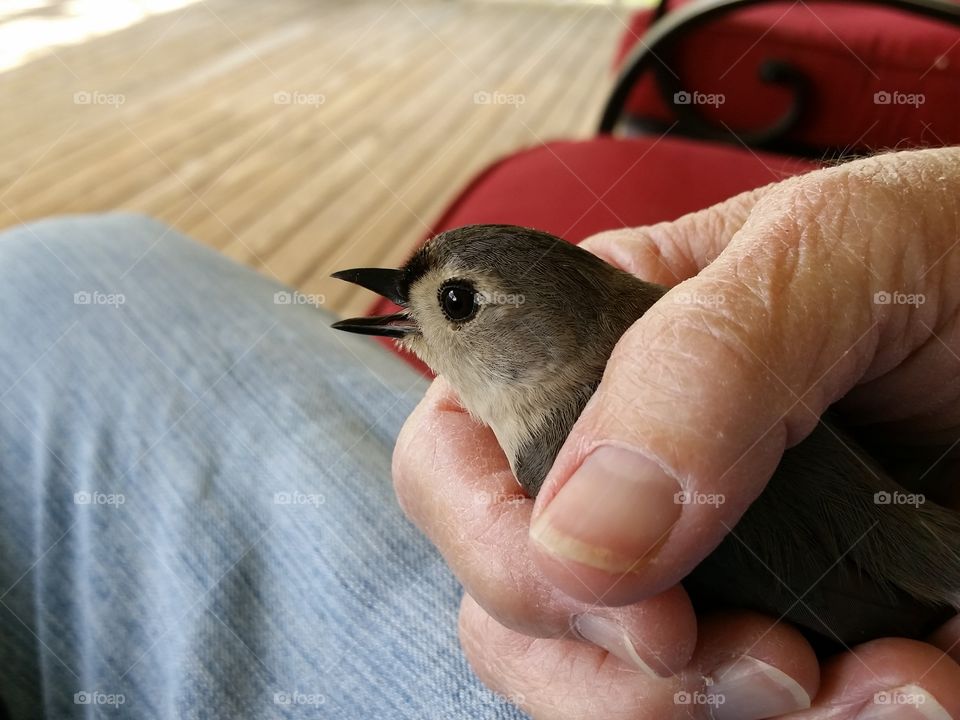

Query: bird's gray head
[[331, 224, 664, 493], [332, 225, 644, 389]]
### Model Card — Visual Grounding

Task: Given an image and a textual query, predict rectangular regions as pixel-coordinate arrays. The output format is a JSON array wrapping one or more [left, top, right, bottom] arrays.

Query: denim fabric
[[0, 215, 527, 720]]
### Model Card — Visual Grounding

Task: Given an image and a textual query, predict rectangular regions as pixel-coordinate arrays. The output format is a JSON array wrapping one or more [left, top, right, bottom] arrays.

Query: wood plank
[[0, 0, 628, 317], [219, 2, 544, 271]]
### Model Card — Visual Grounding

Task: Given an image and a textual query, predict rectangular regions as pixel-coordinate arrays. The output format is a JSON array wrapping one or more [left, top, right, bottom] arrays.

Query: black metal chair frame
[[600, 0, 960, 157]]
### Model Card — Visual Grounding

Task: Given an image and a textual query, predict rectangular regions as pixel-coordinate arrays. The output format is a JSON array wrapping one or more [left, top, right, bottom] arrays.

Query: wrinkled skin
[[393, 148, 960, 719]]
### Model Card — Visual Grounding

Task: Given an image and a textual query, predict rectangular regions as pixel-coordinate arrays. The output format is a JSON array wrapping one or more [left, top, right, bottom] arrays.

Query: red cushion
[[614, 1, 960, 151], [369, 136, 817, 374]]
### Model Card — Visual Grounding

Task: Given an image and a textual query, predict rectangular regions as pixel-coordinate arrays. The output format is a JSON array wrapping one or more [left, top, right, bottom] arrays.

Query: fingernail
[[530, 446, 681, 573], [706, 656, 810, 720], [573, 613, 673, 678], [854, 685, 951, 720]]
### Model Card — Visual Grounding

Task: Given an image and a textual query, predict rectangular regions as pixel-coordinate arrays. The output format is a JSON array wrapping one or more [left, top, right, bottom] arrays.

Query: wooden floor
[[0, 0, 628, 317]]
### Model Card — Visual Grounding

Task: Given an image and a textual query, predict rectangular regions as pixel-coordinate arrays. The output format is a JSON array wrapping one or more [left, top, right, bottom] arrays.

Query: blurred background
[[2, 0, 957, 323], [0, 0, 650, 317]]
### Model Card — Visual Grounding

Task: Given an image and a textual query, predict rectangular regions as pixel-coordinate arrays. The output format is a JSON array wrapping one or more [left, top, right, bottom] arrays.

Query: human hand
[[394, 147, 960, 718]]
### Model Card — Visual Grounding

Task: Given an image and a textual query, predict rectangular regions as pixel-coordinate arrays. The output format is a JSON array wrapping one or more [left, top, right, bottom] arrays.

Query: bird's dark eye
[[438, 282, 477, 322]]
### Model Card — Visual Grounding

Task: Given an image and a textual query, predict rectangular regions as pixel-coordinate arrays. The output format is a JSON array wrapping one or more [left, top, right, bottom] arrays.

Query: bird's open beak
[[330, 267, 419, 338]]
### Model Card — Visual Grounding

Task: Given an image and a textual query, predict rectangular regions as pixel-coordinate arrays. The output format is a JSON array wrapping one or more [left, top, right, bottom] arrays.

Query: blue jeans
[[0, 215, 528, 719]]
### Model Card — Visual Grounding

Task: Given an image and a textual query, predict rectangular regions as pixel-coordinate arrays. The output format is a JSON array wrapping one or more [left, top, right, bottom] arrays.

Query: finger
[[579, 182, 773, 286], [393, 377, 697, 676], [460, 595, 818, 720], [693, 612, 819, 720], [837, 310, 960, 447], [784, 638, 960, 719], [528, 148, 960, 604]]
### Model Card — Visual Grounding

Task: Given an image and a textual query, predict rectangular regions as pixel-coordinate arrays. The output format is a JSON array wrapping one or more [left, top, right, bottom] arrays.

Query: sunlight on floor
[[0, 0, 626, 316], [0, 0, 200, 72], [477, 0, 656, 5]]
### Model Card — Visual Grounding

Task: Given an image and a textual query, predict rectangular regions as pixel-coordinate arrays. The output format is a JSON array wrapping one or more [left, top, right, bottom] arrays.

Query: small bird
[[332, 223, 960, 650]]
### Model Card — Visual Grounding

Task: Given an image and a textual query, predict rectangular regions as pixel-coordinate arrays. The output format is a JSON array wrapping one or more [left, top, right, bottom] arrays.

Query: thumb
[[529, 148, 960, 605]]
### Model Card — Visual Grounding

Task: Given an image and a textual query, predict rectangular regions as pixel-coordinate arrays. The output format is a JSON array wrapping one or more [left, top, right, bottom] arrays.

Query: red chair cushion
[[614, 1, 960, 152], [369, 135, 817, 374]]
